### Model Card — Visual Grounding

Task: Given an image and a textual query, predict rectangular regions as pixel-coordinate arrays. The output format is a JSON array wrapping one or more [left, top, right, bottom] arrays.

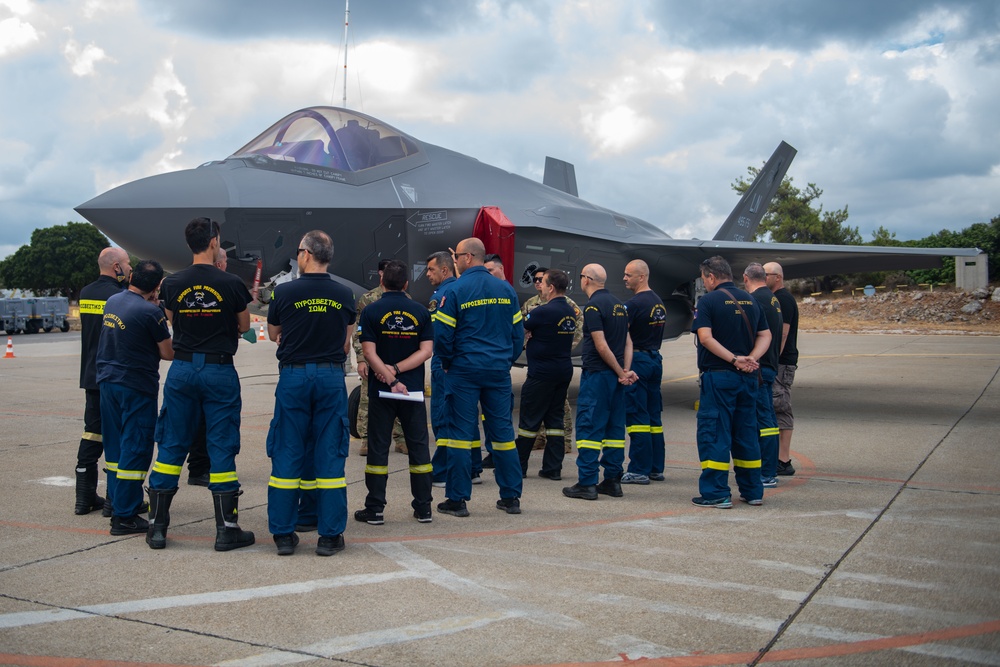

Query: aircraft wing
[[637, 238, 983, 284]]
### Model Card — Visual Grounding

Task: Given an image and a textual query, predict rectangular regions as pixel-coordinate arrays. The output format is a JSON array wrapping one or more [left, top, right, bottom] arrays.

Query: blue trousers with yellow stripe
[[430, 368, 483, 483], [696, 369, 763, 501], [756, 366, 779, 479], [625, 350, 664, 477], [575, 369, 626, 486], [265, 364, 349, 537], [149, 356, 242, 494], [441, 367, 521, 502], [99, 381, 156, 518]]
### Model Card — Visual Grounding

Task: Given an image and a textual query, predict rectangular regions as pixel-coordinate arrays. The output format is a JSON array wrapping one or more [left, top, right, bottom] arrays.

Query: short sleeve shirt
[[523, 296, 576, 381], [581, 289, 629, 372], [624, 289, 667, 351], [267, 272, 356, 365], [96, 290, 170, 395], [160, 264, 252, 356], [773, 287, 799, 365], [693, 282, 767, 372], [359, 291, 432, 392]]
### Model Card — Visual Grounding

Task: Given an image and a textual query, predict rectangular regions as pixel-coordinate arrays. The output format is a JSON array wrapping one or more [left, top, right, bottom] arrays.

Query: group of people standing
[[74, 218, 799, 557]]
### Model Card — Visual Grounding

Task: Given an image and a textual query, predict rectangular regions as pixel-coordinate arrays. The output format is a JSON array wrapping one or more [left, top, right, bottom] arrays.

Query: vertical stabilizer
[[543, 157, 579, 197], [713, 141, 796, 242]]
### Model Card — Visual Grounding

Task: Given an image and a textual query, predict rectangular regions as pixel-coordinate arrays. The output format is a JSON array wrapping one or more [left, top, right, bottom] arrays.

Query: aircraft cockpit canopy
[[229, 107, 423, 182]]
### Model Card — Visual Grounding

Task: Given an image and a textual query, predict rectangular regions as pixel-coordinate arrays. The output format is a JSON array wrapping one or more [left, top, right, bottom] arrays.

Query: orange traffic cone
[[3, 337, 14, 359], [258, 325, 267, 342]]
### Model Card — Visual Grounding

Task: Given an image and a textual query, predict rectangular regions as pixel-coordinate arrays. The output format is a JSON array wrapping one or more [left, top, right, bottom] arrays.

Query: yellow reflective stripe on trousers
[[436, 439, 475, 449], [517, 428, 538, 438], [603, 439, 625, 449], [733, 458, 761, 469], [577, 439, 602, 450], [299, 479, 317, 490], [759, 427, 780, 437], [626, 425, 651, 434], [650, 426, 663, 434], [211, 471, 238, 484], [105, 461, 119, 472], [432, 311, 456, 327], [492, 441, 516, 451], [701, 460, 730, 471], [365, 465, 389, 475], [152, 461, 182, 476], [410, 463, 433, 474], [115, 469, 147, 481], [269, 476, 300, 490], [317, 477, 347, 489], [78, 299, 106, 315], [81, 431, 103, 442], [545, 429, 565, 436]]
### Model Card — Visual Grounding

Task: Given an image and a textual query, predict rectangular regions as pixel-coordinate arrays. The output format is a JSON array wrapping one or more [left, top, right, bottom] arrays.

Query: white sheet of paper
[[378, 390, 425, 403]]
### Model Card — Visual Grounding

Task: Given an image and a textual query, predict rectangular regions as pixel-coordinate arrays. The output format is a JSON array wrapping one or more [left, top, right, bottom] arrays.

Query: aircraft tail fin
[[543, 157, 578, 197], [713, 141, 796, 242]]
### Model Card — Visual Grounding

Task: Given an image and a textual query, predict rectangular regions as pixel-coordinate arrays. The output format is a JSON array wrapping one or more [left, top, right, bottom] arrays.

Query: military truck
[[0, 297, 70, 333]]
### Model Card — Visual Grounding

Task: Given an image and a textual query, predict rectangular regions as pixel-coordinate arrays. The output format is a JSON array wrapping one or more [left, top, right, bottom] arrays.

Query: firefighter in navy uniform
[[266, 231, 356, 556], [433, 238, 524, 517], [426, 251, 459, 487], [354, 259, 434, 525], [513, 269, 577, 479], [563, 264, 637, 500], [621, 259, 668, 485], [76, 246, 130, 516], [691, 255, 771, 508], [96, 260, 173, 535], [147, 218, 254, 551]]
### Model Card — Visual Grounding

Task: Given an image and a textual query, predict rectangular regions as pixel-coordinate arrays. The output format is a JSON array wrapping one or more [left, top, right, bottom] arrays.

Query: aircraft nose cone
[[76, 166, 233, 272]]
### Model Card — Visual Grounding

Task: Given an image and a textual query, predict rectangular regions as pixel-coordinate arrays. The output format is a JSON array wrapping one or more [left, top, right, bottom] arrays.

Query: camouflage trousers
[[533, 397, 574, 452], [358, 376, 406, 452]]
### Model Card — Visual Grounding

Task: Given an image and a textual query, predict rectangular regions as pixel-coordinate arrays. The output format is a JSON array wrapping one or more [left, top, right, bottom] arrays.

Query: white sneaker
[[431, 481, 445, 488], [620, 472, 650, 485], [471, 474, 483, 485]]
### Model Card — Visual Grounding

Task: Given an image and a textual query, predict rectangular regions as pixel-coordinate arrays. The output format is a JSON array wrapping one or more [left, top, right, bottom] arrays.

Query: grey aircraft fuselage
[[76, 106, 981, 340]]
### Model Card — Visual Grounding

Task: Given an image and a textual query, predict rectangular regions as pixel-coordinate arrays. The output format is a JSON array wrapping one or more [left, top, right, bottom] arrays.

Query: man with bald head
[[764, 261, 799, 475], [563, 263, 637, 500], [621, 259, 668, 485], [76, 246, 131, 516], [433, 238, 524, 516]]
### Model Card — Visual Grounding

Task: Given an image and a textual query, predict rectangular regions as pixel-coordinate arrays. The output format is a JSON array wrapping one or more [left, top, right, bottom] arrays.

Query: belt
[[279, 362, 339, 370], [635, 348, 660, 354], [174, 351, 234, 365]]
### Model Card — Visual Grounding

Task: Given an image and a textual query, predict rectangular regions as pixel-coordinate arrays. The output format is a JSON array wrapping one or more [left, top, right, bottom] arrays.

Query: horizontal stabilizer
[[713, 141, 797, 242], [543, 157, 578, 197]]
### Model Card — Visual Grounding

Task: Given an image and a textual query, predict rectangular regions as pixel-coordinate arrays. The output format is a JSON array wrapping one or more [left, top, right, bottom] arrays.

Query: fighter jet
[[76, 106, 981, 340]]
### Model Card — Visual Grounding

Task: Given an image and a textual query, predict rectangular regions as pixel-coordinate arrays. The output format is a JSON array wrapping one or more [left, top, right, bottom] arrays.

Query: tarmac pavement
[[1, 330, 999, 666]]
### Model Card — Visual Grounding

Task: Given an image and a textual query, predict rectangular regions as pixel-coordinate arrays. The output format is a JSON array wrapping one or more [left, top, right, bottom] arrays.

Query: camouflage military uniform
[[521, 294, 584, 452], [354, 285, 405, 455]]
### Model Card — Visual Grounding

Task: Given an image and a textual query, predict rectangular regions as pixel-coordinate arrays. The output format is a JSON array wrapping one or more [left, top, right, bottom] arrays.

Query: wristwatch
[[731, 355, 738, 365], [389, 378, 400, 388]]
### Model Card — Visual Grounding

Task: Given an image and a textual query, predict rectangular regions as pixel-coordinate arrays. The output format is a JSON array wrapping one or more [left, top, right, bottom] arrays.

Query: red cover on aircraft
[[473, 206, 515, 286]]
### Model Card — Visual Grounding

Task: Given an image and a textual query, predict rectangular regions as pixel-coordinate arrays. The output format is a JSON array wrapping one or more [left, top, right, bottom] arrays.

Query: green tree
[[0, 222, 111, 301], [733, 168, 861, 246], [908, 215, 1000, 285], [733, 169, 860, 290]]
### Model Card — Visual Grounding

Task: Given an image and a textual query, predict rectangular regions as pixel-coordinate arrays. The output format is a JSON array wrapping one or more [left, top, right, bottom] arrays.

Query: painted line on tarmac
[[0, 570, 419, 630]]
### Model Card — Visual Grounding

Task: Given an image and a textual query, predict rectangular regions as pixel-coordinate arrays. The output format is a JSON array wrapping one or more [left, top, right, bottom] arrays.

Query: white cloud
[[63, 38, 109, 76], [0, 4, 39, 57]]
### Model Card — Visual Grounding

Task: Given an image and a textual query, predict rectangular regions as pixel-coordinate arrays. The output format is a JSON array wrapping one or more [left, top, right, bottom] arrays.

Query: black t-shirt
[[359, 291, 432, 393], [160, 264, 252, 356], [693, 282, 767, 372], [625, 289, 667, 351], [751, 286, 783, 372], [267, 272, 356, 365], [773, 287, 799, 365], [79, 275, 125, 389], [524, 295, 576, 381], [581, 289, 629, 372], [96, 290, 171, 395]]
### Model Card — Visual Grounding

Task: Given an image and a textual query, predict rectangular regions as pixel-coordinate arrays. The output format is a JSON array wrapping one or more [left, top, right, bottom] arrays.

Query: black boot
[[212, 490, 255, 552], [74, 465, 105, 515], [146, 487, 178, 550]]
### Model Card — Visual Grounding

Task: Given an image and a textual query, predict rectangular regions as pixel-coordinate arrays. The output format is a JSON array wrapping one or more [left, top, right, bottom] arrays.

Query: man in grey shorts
[[764, 262, 798, 475]]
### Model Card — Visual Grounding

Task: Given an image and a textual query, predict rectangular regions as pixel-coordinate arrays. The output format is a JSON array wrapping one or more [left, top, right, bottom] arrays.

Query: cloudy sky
[[2, 0, 998, 260]]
